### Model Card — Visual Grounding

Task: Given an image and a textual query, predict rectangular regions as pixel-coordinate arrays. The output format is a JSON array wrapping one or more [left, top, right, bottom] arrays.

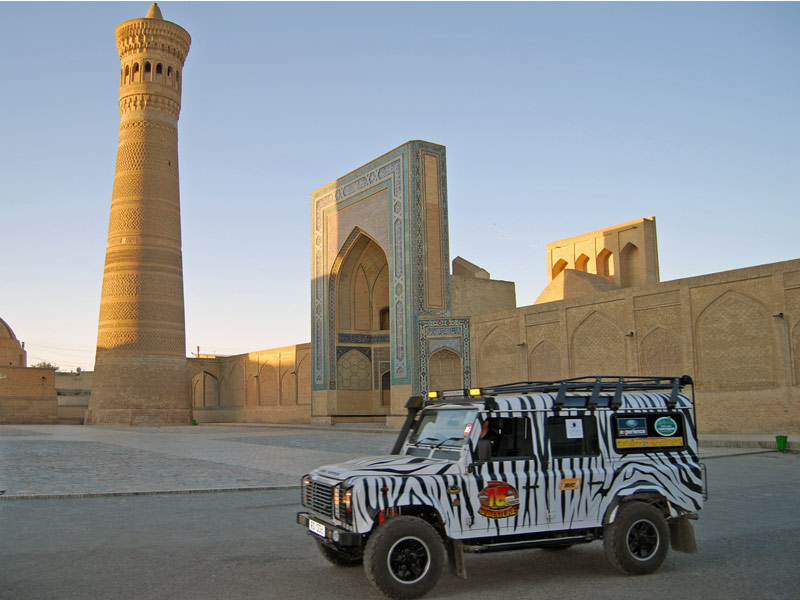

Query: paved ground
[[2, 453, 799, 600], [0, 424, 790, 499]]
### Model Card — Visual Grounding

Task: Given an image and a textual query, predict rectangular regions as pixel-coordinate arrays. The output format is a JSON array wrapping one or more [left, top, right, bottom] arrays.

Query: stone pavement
[[0, 424, 792, 500]]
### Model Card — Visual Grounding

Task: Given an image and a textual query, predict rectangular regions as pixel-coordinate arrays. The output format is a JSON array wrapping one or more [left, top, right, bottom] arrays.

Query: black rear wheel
[[603, 502, 670, 575]]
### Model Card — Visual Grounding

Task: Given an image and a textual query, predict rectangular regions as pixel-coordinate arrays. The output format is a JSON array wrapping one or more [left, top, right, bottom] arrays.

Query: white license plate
[[308, 519, 326, 538]]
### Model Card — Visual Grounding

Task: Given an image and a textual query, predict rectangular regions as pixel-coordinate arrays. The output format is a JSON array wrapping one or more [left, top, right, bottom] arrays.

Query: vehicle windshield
[[408, 408, 478, 448]]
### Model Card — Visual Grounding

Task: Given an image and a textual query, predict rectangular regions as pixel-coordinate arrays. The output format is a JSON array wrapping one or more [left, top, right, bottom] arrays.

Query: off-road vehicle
[[297, 376, 706, 599]]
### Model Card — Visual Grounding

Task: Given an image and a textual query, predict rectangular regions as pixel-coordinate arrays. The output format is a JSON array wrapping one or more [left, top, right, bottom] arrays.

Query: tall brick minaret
[[87, 4, 192, 425]]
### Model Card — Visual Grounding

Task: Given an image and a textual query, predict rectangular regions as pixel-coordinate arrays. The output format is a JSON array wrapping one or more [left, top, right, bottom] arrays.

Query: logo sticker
[[566, 419, 584, 439], [477, 481, 520, 519], [463, 424, 473, 436], [559, 478, 582, 491], [618, 417, 648, 437], [654, 416, 679, 437]]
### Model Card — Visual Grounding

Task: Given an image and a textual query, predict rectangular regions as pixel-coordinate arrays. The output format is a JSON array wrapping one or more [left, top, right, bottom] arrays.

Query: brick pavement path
[[0, 424, 773, 499], [0, 424, 395, 499]]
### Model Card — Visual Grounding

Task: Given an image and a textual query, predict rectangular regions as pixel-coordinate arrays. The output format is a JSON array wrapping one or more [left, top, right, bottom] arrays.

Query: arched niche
[[597, 248, 614, 278], [428, 348, 462, 392], [552, 258, 568, 280], [529, 340, 561, 381], [638, 327, 682, 376], [620, 242, 641, 288], [259, 363, 278, 406], [337, 349, 372, 390], [191, 371, 218, 408], [296, 353, 311, 405], [570, 311, 625, 376], [478, 326, 518, 386], [280, 370, 297, 406], [695, 290, 775, 388], [225, 363, 245, 408]]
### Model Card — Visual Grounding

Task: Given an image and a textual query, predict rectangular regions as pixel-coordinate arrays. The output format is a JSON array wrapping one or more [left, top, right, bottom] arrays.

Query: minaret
[[86, 4, 192, 425]]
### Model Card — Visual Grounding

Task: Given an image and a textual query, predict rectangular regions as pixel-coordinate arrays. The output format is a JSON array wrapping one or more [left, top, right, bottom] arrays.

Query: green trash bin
[[776, 435, 788, 452]]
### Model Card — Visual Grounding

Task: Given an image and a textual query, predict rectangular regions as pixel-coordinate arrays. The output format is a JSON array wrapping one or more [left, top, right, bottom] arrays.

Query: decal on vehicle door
[[477, 481, 520, 519], [559, 478, 582, 491]]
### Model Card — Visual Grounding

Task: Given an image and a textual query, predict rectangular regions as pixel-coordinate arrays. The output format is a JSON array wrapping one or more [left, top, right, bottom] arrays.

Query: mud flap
[[447, 539, 467, 579], [669, 515, 698, 554]]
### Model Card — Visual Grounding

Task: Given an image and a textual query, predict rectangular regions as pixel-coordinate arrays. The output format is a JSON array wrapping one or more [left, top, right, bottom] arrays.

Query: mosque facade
[[186, 135, 800, 433]]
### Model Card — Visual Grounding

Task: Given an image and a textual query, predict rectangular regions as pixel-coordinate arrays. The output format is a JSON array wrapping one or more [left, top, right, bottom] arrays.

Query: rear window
[[612, 412, 687, 453]]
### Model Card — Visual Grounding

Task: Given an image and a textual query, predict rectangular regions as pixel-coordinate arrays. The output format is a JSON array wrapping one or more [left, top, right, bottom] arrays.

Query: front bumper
[[296, 512, 362, 547]]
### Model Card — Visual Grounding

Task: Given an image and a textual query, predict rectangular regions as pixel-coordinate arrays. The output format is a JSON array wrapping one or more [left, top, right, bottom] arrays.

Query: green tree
[[32, 361, 60, 371]]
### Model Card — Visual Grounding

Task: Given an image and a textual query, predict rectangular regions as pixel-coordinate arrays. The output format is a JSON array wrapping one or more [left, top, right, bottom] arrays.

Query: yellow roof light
[[427, 391, 439, 399], [468, 388, 482, 397]]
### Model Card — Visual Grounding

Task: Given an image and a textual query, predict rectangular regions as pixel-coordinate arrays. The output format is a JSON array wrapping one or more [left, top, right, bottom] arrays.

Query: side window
[[548, 415, 600, 458], [613, 412, 686, 453], [475, 417, 534, 461]]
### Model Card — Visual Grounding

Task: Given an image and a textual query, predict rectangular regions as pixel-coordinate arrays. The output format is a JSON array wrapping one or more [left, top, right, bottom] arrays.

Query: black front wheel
[[363, 516, 445, 599], [603, 502, 670, 575]]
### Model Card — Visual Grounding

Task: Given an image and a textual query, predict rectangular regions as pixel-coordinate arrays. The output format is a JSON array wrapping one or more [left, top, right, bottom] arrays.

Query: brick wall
[[471, 259, 800, 434], [188, 344, 312, 424], [0, 367, 58, 424]]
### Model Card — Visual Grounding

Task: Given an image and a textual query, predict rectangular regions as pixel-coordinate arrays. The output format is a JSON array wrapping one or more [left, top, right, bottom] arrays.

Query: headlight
[[333, 484, 353, 523], [301, 475, 311, 506]]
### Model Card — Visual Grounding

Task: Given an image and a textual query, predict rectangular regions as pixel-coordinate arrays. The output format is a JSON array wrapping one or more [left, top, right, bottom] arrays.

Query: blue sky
[[1, 1, 798, 372]]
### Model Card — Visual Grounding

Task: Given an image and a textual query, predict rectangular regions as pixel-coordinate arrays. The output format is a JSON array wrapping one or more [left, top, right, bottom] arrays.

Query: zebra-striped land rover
[[297, 376, 706, 599]]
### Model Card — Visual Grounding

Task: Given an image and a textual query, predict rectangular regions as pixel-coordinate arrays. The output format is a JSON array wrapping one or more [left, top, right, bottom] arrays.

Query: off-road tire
[[363, 516, 445, 600], [316, 540, 363, 567], [603, 502, 670, 575]]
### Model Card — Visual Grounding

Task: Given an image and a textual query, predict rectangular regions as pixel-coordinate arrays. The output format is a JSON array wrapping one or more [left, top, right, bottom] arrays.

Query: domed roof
[[0, 317, 17, 340], [145, 3, 163, 20]]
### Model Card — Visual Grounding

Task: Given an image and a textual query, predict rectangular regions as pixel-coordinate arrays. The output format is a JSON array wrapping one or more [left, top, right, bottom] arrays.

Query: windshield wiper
[[412, 436, 441, 446], [433, 436, 464, 448]]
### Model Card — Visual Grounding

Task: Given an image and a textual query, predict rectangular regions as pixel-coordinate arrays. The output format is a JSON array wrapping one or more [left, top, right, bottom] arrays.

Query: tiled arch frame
[[312, 152, 408, 391]]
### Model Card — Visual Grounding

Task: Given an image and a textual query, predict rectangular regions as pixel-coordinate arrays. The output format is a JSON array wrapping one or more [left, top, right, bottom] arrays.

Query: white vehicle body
[[297, 376, 707, 599]]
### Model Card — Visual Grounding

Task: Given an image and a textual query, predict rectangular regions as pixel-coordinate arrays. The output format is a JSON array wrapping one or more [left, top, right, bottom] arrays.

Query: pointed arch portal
[[328, 230, 391, 419]]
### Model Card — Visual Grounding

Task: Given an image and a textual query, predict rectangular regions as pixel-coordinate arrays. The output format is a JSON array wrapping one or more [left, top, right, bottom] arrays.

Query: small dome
[[0, 318, 16, 340], [145, 3, 163, 20]]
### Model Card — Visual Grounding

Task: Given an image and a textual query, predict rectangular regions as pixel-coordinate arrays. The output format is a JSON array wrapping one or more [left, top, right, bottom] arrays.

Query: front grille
[[304, 480, 334, 517]]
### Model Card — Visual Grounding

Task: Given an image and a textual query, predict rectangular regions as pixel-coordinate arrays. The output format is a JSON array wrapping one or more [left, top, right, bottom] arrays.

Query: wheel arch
[[603, 491, 671, 525], [371, 503, 448, 534]]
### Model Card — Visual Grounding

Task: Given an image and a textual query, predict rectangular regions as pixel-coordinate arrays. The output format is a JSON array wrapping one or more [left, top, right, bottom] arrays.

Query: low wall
[[0, 367, 58, 424], [188, 343, 312, 425]]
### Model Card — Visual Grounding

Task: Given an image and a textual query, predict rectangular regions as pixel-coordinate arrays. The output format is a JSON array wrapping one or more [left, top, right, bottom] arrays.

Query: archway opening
[[333, 233, 390, 419], [620, 242, 641, 288], [597, 248, 614, 279], [552, 258, 568, 279]]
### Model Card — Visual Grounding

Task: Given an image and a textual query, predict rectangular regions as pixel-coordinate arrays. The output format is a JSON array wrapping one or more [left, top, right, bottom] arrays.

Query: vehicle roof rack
[[481, 375, 693, 410]]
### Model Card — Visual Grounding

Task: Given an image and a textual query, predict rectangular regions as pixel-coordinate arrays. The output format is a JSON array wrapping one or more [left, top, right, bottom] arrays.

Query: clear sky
[[1, 1, 798, 372]]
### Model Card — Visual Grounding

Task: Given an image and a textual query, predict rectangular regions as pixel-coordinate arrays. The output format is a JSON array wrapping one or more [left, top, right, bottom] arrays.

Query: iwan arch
[[189, 140, 800, 434]]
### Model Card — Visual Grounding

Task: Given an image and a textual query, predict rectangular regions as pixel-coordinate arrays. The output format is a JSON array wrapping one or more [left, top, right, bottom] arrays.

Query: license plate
[[308, 519, 326, 538]]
